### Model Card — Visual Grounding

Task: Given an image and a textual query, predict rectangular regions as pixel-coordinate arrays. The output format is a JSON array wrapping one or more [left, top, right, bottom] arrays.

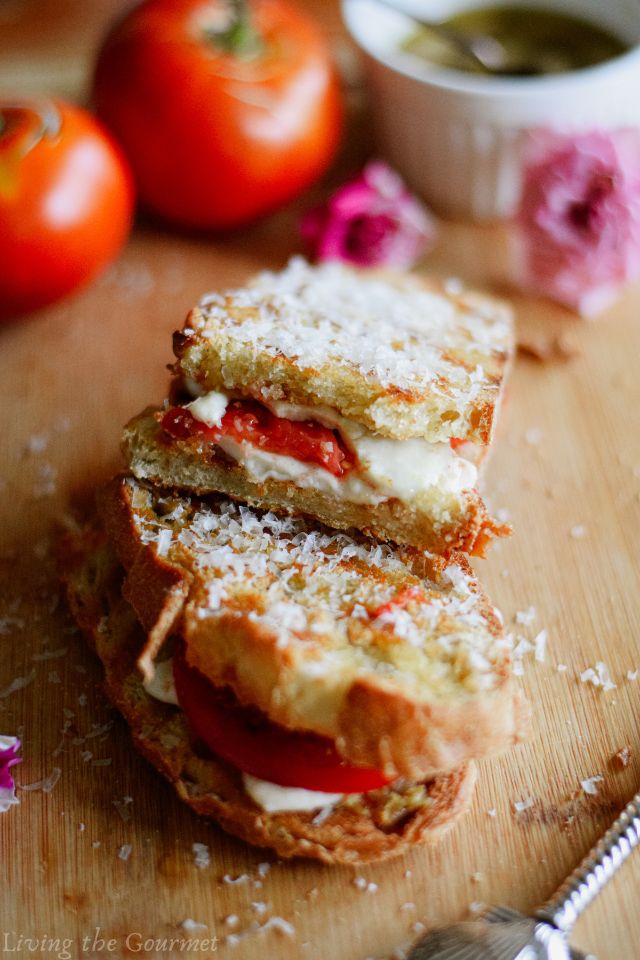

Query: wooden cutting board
[[2, 3, 640, 958]]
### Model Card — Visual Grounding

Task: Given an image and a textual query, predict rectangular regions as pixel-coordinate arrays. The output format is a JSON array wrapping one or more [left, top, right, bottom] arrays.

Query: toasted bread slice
[[59, 524, 477, 864], [173, 258, 514, 445], [123, 408, 508, 556], [99, 475, 528, 782]]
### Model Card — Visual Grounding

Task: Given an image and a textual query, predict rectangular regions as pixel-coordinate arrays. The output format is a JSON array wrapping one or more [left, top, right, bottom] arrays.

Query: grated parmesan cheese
[[581, 662, 616, 692], [20, 767, 61, 793], [581, 776, 604, 796], [0, 670, 36, 700], [515, 606, 536, 626], [131, 479, 505, 695], [194, 259, 511, 444], [534, 630, 547, 662], [192, 843, 210, 869]]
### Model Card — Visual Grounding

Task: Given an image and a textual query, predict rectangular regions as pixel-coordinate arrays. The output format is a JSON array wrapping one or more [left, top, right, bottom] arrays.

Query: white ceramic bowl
[[342, 0, 640, 221]]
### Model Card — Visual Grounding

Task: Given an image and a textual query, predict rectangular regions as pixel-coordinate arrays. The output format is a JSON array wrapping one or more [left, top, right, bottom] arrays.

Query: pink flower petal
[[0, 736, 21, 813], [301, 161, 436, 270], [516, 130, 640, 316]]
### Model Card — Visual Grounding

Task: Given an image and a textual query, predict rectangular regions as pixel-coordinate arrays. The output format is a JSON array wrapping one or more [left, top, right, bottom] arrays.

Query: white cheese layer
[[266, 398, 478, 498], [217, 436, 385, 505], [242, 773, 343, 813], [185, 390, 228, 428], [185, 390, 477, 504], [142, 659, 179, 705]]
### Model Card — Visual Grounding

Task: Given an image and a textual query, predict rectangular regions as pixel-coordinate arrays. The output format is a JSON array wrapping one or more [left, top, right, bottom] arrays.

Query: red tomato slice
[[172, 653, 391, 793], [161, 399, 351, 477]]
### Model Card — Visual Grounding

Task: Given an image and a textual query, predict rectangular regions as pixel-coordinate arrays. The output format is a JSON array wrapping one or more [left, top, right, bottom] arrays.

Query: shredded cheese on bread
[[99, 475, 528, 780], [173, 258, 513, 444]]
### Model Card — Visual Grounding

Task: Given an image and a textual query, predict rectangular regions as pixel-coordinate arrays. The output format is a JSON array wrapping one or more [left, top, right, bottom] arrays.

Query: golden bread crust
[[98, 475, 529, 780], [58, 525, 477, 864], [173, 260, 514, 445], [122, 410, 509, 556]]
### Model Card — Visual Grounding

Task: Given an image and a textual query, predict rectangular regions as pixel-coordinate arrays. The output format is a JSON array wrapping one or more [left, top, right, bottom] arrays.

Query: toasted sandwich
[[60, 523, 478, 864], [59, 473, 528, 863], [123, 259, 513, 555]]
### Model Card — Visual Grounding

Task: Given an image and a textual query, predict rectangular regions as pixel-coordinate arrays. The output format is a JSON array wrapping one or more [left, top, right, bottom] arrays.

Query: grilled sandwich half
[[58, 474, 529, 862], [123, 259, 513, 555], [60, 522, 478, 864]]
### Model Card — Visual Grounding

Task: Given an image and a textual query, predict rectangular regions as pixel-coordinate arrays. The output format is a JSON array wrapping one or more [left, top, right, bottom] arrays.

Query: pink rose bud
[[301, 161, 436, 269], [516, 130, 640, 317], [0, 736, 21, 812]]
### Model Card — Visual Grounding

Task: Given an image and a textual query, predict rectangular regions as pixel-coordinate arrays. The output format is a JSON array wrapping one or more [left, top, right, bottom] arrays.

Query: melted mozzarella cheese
[[242, 773, 343, 813], [266, 398, 478, 496], [186, 390, 478, 503], [186, 390, 228, 428], [142, 659, 179, 705], [217, 436, 384, 505]]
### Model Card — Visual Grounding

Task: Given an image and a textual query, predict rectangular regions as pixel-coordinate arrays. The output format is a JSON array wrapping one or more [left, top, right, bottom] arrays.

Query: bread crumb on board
[[517, 332, 580, 364], [611, 746, 633, 770]]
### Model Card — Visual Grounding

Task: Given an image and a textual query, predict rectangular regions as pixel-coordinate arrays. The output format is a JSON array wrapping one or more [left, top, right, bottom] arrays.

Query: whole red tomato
[[0, 99, 134, 323], [92, 0, 343, 230]]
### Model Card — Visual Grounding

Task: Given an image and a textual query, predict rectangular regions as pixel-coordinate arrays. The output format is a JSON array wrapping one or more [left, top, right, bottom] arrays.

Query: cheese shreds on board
[[581, 662, 616, 692], [20, 766, 61, 793], [581, 776, 604, 796], [192, 842, 210, 869], [0, 670, 36, 700]]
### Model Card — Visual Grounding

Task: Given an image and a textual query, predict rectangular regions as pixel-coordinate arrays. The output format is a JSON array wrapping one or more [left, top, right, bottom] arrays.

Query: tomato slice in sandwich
[[173, 653, 390, 794], [161, 400, 351, 477]]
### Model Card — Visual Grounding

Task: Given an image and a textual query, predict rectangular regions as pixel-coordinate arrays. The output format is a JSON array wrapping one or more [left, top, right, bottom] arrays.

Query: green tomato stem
[[204, 0, 264, 59]]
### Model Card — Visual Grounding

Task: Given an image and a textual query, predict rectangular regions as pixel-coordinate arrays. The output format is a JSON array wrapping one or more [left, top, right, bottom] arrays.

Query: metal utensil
[[372, 0, 539, 76], [373, 0, 506, 74], [408, 792, 640, 959]]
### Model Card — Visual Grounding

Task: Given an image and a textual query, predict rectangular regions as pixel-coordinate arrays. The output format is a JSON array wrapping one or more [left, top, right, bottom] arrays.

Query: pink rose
[[301, 161, 436, 269], [0, 736, 21, 812], [516, 130, 640, 317]]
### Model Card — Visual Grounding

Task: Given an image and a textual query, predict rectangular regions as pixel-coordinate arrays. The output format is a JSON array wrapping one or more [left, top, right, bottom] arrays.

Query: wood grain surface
[[2, 4, 640, 959]]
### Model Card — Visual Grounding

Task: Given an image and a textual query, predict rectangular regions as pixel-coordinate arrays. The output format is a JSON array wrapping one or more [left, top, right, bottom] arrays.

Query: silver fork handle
[[535, 793, 640, 933]]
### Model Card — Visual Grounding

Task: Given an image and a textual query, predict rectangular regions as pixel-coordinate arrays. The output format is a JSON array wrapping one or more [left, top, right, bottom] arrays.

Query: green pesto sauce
[[402, 5, 629, 76]]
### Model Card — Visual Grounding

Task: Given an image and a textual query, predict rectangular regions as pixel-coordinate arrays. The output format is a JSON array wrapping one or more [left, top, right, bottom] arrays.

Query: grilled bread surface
[[123, 409, 508, 556], [59, 524, 477, 864], [172, 258, 514, 445], [99, 475, 528, 782]]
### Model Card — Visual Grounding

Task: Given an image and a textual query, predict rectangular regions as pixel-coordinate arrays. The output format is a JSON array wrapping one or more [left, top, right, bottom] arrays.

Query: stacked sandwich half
[[61, 259, 528, 864]]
